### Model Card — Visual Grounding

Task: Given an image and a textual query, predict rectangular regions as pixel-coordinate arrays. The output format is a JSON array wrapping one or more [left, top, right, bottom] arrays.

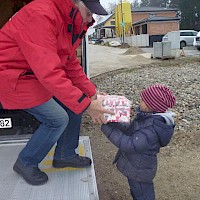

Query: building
[[93, 14, 115, 30], [132, 7, 180, 46], [93, 14, 116, 39], [93, 5, 180, 46]]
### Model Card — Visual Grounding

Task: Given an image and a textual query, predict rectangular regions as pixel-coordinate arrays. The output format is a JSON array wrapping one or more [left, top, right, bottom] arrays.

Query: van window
[[192, 32, 198, 36], [180, 31, 196, 36]]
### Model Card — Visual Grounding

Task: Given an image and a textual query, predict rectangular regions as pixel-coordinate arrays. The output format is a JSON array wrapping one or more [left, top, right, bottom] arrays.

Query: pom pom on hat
[[140, 84, 176, 113]]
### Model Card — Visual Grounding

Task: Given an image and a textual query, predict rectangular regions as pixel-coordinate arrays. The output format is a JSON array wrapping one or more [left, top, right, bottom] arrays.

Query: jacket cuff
[[101, 124, 113, 138]]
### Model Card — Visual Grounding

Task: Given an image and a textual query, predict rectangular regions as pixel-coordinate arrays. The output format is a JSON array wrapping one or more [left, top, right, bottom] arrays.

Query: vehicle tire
[[180, 41, 186, 49], [197, 46, 200, 51]]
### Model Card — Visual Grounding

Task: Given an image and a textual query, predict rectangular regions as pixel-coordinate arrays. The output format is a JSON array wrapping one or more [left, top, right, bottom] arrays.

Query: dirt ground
[[81, 122, 200, 200], [80, 45, 200, 200]]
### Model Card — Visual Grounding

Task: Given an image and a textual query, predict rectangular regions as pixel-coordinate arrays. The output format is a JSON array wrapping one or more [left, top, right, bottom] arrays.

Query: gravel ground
[[81, 57, 200, 200]]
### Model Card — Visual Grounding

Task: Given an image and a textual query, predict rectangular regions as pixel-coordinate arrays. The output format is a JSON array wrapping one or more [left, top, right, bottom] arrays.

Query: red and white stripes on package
[[140, 84, 176, 113]]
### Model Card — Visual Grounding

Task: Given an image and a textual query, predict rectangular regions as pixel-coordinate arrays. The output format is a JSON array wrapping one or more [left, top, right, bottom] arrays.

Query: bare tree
[[131, 0, 140, 9], [106, 2, 117, 14]]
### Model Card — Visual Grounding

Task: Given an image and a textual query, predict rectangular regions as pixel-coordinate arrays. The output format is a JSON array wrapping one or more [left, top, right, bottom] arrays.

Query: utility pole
[[120, 0, 125, 45]]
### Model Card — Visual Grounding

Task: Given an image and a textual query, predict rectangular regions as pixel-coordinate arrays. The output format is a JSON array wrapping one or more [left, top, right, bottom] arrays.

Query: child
[[101, 84, 176, 200]]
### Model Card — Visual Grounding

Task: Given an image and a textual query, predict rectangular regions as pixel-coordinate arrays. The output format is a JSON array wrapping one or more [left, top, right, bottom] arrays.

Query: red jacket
[[0, 0, 96, 114]]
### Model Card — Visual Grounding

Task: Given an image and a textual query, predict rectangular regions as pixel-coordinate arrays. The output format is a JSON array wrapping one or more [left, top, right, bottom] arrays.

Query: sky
[[100, 0, 126, 9], [88, 0, 133, 34], [87, 0, 124, 34], [100, 0, 142, 9]]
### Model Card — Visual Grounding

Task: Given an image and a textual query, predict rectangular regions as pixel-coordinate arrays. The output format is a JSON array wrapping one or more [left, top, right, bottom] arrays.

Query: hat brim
[[84, 2, 108, 15]]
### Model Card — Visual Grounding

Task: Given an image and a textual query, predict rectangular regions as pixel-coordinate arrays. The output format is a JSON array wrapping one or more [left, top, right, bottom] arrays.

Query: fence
[[103, 34, 149, 47]]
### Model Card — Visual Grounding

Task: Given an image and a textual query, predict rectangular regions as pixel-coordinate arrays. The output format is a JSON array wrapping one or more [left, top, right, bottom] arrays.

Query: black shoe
[[13, 159, 48, 186], [53, 155, 92, 168]]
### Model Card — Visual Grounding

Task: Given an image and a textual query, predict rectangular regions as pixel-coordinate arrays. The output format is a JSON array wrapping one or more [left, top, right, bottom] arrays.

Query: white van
[[162, 30, 198, 49], [193, 31, 200, 51]]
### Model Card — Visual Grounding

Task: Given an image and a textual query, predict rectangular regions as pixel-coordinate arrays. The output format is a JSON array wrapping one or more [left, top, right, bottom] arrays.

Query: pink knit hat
[[140, 84, 176, 113]]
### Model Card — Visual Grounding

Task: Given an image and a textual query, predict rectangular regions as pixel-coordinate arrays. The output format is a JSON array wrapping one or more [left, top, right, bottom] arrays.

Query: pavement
[[88, 44, 153, 77], [88, 44, 200, 77], [141, 46, 200, 57]]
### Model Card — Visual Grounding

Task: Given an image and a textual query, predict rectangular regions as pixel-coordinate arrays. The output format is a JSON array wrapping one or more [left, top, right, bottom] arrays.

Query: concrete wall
[[103, 34, 149, 47], [125, 34, 149, 47]]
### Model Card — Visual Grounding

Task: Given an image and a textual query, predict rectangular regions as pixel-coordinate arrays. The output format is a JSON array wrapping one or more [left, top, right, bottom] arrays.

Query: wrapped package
[[98, 95, 132, 123]]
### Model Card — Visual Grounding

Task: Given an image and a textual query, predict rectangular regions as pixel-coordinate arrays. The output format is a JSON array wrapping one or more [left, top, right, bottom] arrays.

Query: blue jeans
[[18, 98, 82, 167], [128, 179, 155, 200]]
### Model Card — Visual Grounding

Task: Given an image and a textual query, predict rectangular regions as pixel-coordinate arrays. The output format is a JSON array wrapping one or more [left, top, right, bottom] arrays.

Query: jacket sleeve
[[105, 122, 130, 132], [64, 52, 96, 97], [101, 124, 149, 153], [13, 12, 93, 114]]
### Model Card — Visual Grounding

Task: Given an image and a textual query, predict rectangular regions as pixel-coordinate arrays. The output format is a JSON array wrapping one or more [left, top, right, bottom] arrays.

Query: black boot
[[53, 154, 92, 168], [13, 158, 48, 186]]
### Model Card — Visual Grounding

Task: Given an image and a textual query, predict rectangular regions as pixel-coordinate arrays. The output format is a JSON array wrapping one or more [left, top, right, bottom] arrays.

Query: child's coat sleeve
[[101, 124, 149, 153]]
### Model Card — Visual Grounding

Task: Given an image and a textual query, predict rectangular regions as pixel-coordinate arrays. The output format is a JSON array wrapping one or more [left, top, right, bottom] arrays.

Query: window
[[180, 31, 196, 36], [192, 32, 198, 36], [110, 21, 115, 25]]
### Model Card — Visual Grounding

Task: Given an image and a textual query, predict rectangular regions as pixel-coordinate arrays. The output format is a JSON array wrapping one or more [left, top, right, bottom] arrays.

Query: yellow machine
[[115, 0, 132, 39]]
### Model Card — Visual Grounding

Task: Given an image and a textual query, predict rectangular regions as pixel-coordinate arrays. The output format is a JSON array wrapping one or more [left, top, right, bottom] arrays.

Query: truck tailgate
[[0, 136, 99, 200]]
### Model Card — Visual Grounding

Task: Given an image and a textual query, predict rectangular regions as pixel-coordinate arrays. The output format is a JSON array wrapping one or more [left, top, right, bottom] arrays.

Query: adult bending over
[[0, 0, 112, 185]]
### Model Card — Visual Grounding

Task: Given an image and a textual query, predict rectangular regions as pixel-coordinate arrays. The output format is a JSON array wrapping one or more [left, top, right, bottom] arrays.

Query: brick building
[[132, 7, 180, 46], [93, 6, 180, 46]]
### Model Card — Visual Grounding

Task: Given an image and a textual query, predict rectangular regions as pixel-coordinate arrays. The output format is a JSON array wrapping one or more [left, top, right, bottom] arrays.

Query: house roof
[[133, 16, 181, 26], [93, 14, 114, 28], [99, 25, 115, 29], [132, 7, 179, 13], [92, 7, 180, 29]]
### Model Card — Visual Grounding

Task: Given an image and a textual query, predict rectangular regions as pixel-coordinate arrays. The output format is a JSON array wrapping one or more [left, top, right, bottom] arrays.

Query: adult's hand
[[87, 98, 114, 124], [90, 90, 107, 101]]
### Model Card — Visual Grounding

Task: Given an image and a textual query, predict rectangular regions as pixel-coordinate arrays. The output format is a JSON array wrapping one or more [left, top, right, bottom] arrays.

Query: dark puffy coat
[[101, 112, 175, 183]]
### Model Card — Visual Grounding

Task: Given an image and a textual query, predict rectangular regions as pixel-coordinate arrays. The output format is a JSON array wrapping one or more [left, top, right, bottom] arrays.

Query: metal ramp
[[0, 136, 99, 200]]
